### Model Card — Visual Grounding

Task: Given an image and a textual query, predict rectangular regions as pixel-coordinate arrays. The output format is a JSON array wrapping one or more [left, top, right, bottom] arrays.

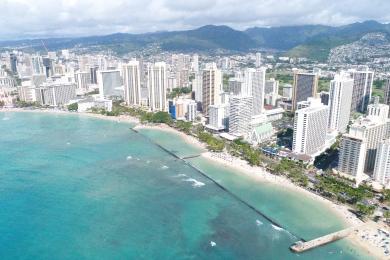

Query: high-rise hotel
[[327, 72, 353, 133], [148, 62, 167, 112], [123, 60, 141, 106], [291, 71, 318, 111], [292, 99, 328, 156], [348, 68, 374, 113], [202, 63, 222, 116]]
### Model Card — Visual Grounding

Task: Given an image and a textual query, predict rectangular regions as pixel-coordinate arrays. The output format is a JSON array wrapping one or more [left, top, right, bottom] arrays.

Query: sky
[[1, 0, 390, 40]]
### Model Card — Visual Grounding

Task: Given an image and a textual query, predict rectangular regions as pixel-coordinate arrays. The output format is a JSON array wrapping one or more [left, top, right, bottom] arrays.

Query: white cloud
[[0, 0, 389, 39]]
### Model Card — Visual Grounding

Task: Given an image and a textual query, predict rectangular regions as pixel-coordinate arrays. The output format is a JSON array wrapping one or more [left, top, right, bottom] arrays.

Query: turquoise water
[[0, 112, 371, 259]]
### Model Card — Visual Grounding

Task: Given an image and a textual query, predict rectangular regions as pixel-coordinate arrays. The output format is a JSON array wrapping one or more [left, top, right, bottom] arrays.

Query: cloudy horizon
[[1, 0, 390, 40]]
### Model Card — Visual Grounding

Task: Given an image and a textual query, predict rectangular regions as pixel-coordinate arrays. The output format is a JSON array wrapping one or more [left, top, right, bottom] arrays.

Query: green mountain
[[0, 25, 256, 54], [286, 21, 390, 60], [244, 24, 334, 50], [1, 21, 390, 60]]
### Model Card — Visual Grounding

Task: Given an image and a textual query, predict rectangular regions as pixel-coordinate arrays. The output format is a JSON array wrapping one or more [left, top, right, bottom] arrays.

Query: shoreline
[[2, 109, 387, 258], [134, 123, 360, 226], [133, 123, 206, 150], [0, 108, 140, 124], [202, 152, 389, 259], [133, 123, 388, 259]]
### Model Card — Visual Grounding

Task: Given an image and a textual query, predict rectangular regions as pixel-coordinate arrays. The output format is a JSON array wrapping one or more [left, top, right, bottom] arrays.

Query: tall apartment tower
[[348, 68, 374, 113], [292, 71, 318, 111], [192, 72, 203, 103], [192, 54, 199, 72], [338, 135, 367, 180], [10, 53, 17, 74], [229, 95, 254, 137], [123, 60, 142, 106], [251, 68, 266, 115], [373, 139, 390, 187], [255, 52, 262, 68], [348, 117, 389, 174], [75, 71, 92, 92], [202, 63, 222, 116], [292, 99, 328, 155], [328, 73, 354, 133], [148, 62, 167, 112], [242, 67, 266, 115], [31, 55, 45, 75]]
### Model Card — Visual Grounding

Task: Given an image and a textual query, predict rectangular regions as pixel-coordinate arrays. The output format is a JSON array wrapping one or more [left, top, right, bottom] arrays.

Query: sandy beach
[[134, 123, 207, 150]]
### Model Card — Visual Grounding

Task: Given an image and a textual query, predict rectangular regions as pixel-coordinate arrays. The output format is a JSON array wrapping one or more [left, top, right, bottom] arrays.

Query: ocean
[[0, 112, 372, 259]]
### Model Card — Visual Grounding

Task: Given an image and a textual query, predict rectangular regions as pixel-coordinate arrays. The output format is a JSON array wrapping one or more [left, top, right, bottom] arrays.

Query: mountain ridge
[[2, 21, 390, 60]]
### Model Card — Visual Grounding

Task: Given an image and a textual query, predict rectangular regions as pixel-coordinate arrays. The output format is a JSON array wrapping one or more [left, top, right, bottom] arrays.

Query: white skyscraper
[[192, 54, 199, 72], [338, 135, 367, 180], [243, 67, 266, 115], [75, 71, 92, 92], [292, 99, 328, 155], [207, 104, 228, 131], [202, 63, 222, 115], [148, 62, 167, 112], [328, 73, 353, 133], [186, 101, 197, 122], [373, 139, 390, 187], [30, 55, 45, 75], [255, 52, 261, 68], [193, 72, 203, 103], [348, 117, 389, 173], [97, 70, 122, 99], [123, 60, 141, 106], [229, 95, 253, 137]]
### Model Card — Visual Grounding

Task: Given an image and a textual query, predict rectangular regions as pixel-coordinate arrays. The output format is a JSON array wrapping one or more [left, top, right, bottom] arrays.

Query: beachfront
[[134, 123, 390, 259], [2, 109, 389, 258]]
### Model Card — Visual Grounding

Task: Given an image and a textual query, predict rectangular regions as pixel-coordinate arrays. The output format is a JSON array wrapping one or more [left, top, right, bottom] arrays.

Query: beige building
[[202, 63, 222, 116]]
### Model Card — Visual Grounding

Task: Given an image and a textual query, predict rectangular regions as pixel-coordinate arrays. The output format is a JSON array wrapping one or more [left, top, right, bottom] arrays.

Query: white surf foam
[[271, 224, 284, 231], [210, 241, 216, 247], [2, 117, 9, 121], [161, 165, 169, 169], [184, 178, 205, 188], [256, 220, 263, 226], [173, 174, 187, 178], [66, 142, 71, 145], [126, 155, 132, 160]]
